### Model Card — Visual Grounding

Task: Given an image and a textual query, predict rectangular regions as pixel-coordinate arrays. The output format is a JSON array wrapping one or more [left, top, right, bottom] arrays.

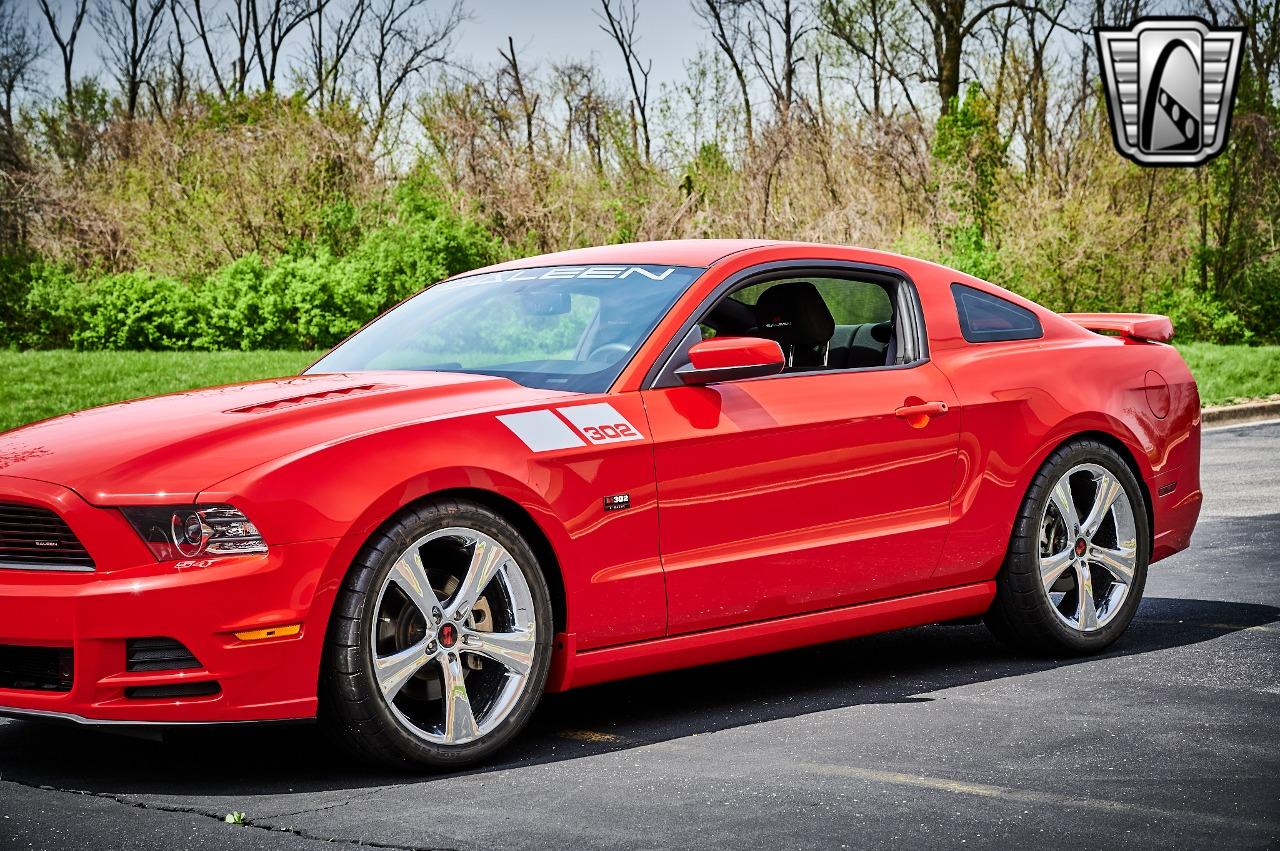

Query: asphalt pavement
[[1, 421, 1277, 850]]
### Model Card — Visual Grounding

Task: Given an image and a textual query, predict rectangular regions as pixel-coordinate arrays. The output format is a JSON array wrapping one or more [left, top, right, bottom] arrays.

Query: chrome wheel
[[1038, 463, 1139, 633], [370, 527, 536, 746]]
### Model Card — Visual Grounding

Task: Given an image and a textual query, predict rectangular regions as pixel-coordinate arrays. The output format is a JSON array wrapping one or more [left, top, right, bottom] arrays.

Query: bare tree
[[909, 0, 1030, 112], [249, 0, 320, 92], [187, 0, 255, 97], [359, 0, 463, 153], [36, 0, 90, 117], [820, 0, 921, 120], [1014, 0, 1068, 177], [0, 0, 44, 137], [553, 61, 608, 171], [302, 0, 368, 108], [498, 36, 539, 158], [1208, 0, 1280, 94], [155, 0, 192, 113], [597, 0, 652, 162], [94, 0, 168, 120], [693, 0, 754, 149], [743, 0, 811, 120]]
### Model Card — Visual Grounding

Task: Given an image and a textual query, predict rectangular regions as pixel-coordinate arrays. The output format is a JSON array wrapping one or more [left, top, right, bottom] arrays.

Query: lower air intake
[[126, 637, 202, 672], [0, 644, 73, 692]]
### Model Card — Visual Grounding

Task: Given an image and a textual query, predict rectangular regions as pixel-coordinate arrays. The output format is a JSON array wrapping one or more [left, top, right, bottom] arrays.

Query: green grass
[[0, 351, 315, 433], [1176, 342, 1280, 407], [0, 344, 1276, 434]]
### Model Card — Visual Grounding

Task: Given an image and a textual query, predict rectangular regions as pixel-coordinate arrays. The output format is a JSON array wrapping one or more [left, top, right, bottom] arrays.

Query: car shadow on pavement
[[0, 595, 1274, 799]]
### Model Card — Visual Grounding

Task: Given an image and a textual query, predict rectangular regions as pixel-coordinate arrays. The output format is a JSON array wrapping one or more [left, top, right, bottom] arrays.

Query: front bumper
[[0, 476, 340, 724]]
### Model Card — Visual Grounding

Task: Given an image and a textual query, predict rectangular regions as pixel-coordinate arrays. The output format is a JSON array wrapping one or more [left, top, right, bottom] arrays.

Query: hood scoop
[[225, 383, 400, 414]]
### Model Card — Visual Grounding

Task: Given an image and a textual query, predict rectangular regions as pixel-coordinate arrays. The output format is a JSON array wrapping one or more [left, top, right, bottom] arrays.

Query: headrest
[[753, 282, 835, 346]]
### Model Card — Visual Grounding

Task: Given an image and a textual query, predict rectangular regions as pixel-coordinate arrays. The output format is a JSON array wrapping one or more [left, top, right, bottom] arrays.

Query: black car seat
[[752, 282, 835, 370], [829, 321, 893, 368]]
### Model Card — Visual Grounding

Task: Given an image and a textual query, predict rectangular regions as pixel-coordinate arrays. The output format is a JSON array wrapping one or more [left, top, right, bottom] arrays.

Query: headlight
[[121, 505, 267, 562]]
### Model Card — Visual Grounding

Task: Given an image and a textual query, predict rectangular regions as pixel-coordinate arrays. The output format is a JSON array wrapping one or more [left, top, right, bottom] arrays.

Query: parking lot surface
[[1, 421, 1277, 850]]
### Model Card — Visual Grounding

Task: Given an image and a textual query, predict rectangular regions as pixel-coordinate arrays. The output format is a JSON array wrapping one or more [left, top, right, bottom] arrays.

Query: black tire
[[984, 438, 1150, 655], [319, 498, 553, 769]]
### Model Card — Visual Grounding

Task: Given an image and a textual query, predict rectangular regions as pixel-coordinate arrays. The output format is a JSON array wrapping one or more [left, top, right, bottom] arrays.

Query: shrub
[[1150, 285, 1254, 345], [0, 252, 36, 348], [13, 193, 502, 351], [7, 260, 82, 349]]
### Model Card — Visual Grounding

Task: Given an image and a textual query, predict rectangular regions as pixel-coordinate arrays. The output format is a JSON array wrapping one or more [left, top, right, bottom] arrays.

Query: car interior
[[698, 276, 900, 373]]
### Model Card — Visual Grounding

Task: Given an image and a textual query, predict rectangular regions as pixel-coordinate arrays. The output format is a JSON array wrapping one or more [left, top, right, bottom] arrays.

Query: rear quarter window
[[951, 283, 1043, 343]]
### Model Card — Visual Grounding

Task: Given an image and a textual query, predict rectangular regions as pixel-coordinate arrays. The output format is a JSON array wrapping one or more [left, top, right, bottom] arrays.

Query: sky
[[450, 1, 706, 88], [47, 0, 709, 95]]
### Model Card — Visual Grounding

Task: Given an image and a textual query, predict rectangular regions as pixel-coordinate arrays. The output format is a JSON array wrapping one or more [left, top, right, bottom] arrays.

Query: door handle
[[895, 401, 949, 419]]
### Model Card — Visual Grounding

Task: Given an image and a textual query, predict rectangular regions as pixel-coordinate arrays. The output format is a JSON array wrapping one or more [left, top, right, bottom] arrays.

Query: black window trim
[[950, 282, 1043, 344], [644, 259, 931, 390]]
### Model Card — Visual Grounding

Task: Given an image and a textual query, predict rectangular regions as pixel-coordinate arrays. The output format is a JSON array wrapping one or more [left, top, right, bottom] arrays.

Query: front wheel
[[320, 499, 553, 768], [985, 439, 1150, 655]]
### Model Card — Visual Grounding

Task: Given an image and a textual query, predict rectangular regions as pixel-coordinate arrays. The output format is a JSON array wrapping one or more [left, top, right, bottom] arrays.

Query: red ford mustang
[[0, 240, 1201, 767]]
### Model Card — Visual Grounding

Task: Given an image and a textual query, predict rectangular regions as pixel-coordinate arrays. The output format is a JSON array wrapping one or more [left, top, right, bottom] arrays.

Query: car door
[[639, 272, 960, 635]]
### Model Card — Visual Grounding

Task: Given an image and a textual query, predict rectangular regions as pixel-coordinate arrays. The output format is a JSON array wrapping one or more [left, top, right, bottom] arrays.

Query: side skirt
[[546, 581, 996, 692]]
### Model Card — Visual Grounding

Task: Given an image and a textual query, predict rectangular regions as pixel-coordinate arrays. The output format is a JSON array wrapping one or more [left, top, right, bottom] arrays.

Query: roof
[[467, 239, 781, 274]]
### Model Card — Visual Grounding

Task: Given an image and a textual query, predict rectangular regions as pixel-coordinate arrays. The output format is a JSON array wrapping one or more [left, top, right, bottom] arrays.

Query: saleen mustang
[[0, 240, 1201, 767]]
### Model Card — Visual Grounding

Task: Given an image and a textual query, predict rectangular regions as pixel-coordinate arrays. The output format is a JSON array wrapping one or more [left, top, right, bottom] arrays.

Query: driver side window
[[699, 275, 898, 373]]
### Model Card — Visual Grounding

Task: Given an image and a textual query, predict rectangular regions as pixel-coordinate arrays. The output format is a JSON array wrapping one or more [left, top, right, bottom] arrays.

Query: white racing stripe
[[497, 410, 587, 452]]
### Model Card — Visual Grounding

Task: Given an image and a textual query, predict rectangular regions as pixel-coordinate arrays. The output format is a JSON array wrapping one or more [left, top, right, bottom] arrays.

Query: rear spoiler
[[1060, 313, 1174, 343]]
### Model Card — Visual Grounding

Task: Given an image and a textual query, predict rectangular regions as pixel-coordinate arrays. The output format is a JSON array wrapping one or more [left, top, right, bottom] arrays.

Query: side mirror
[[675, 336, 785, 386]]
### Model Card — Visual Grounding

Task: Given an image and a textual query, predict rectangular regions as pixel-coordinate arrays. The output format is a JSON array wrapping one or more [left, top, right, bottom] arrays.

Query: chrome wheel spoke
[[440, 653, 479, 744], [1040, 462, 1140, 634], [1050, 477, 1081, 534], [374, 640, 434, 702], [1092, 543, 1137, 586], [371, 527, 537, 746], [1040, 546, 1074, 591], [389, 548, 441, 618], [448, 538, 507, 619], [1074, 562, 1098, 631], [1081, 473, 1123, 539], [464, 625, 536, 677]]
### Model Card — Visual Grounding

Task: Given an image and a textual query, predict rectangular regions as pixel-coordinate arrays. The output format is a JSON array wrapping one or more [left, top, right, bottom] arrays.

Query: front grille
[[126, 637, 202, 672], [0, 502, 95, 571], [0, 644, 73, 692], [126, 681, 220, 700]]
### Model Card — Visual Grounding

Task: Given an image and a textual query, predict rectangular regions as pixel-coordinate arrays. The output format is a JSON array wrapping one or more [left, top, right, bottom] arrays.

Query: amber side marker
[[234, 624, 302, 641]]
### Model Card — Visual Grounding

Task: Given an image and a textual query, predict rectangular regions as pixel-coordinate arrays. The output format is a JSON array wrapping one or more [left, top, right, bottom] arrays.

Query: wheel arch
[[364, 486, 569, 636]]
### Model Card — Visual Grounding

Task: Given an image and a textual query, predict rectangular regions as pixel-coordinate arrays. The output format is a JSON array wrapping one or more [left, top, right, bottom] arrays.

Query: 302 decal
[[579, 422, 638, 442], [557, 403, 645, 445], [497, 402, 645, 451]]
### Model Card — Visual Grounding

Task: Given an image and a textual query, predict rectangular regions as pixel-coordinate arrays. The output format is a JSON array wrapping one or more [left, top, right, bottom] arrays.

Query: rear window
[[951, 284, 1043, 343]]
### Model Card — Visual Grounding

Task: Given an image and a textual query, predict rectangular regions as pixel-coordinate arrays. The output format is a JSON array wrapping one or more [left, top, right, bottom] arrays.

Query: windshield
[[307, 264, 701, 393]]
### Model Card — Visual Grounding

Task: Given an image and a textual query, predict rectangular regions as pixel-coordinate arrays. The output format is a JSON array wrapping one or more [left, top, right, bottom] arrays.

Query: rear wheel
[[985, 439, 1149, 654], [321, 499, 552, 768]]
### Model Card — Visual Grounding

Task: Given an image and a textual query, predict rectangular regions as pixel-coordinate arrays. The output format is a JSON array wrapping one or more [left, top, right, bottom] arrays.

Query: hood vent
[[225, 383, 398, 414]]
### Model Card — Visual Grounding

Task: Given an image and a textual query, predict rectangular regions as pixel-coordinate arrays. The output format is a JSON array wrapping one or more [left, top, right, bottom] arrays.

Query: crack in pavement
[[0, 777, 458, 851], [265, 789, 387, 820]]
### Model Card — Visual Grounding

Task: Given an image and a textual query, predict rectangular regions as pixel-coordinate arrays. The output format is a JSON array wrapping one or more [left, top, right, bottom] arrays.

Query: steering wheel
[[586, 343, 630, 364]]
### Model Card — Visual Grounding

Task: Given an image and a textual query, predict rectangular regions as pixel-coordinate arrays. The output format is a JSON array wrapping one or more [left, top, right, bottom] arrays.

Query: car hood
[[0, 371, 572, 504]]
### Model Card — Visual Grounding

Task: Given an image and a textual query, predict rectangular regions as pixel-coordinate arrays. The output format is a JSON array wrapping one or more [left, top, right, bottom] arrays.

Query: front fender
[[199, 394, 666, 652]]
